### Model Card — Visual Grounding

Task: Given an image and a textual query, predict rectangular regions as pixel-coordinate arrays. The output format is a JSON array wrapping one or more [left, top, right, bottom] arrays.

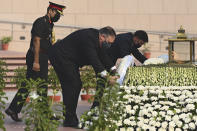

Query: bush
[[12, 67, 26, 89], [48, 67, 61, 96], [80, 75, 125, 131], [80, 66, 97, 94], [0, 60, 8, 131], [21, 78, 64, 131]]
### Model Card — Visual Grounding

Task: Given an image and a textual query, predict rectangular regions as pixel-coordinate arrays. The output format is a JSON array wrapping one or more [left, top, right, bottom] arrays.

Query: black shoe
[[5, 108, 22, 122], [63, 115, 79, 128], [63, 121, 79, 128]]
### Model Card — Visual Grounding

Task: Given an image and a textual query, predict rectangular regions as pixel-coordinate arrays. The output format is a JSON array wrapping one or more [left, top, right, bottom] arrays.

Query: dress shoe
[[63, 115, 79, 128], [5, 108, 22, 122]]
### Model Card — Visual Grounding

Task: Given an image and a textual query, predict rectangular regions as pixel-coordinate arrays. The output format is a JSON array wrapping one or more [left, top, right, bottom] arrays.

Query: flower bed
[[124, 66, 197, 86], [118, 86, 197, 131], [81, 65, 197, 131]]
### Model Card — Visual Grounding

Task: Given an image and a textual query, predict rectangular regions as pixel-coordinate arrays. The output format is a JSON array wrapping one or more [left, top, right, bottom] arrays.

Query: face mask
[[102, 41, 111, 49], [134, 43, 141, 48], [51, 12, 60, 22]]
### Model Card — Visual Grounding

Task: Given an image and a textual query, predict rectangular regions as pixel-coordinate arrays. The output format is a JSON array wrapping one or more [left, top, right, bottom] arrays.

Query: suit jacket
[[51, 28, 114, 73], [107, 32, 147, 64]]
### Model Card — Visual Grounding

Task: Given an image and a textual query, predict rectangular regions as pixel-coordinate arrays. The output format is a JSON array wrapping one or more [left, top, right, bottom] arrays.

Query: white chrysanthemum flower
[[29, 91, 39, 99], [175, 128, 182, 131], [128, 110, 135, 115], [147, 107, 154, 112], [183, 124, 189, 130], [144, 119, 149, 124], [186, 99, 193, 104], [162, 106, 169, 110], [175, 91, 181, 96], [152, 111, 158, 117], [127, 127, 134, 131], [193, 116, 197, 121], [149, 127, 156, 131], [169, 121, 176, 127], [176, 121, 182, 128], [159, 111, 166, 117], [158, 128, 166, 131], [123, 94, 130, 99], [169, 103, 176, 106], [165, 115, 172, 121], [189, 122, 195, 130], [116, 120, 122, 127], [186, 104, 195, 110], [93, 116, 98, 120], [125, 89, 131, 94], [125, 105, 131, 111], [133, 105, 139, 110], [144, 103, 152, 107], [155, 122, 161, 127], [169, 127, 174, 131], [167, 110, 174, 116], [120, 128, 126, 131], [123, 119, 131, 125], [185, 91, 192, 96], [154, 104, 162, 109], [172, 115, 179, 122], [130, 121, 136, 126], [179, 95, 186, 101], [161, 121, 168, 129], [175, 109, 181, 114], [137, 121, 144, 127], [184, 117, 191, 123], [142, 124, 149, 130], [179, 113, 186, 119], [152, 102, 158, 105]]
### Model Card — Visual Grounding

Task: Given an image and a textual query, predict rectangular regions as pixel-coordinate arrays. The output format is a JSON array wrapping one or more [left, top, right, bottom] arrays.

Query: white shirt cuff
[[100, 70, 107, 77], [110, 66, 117, 71]]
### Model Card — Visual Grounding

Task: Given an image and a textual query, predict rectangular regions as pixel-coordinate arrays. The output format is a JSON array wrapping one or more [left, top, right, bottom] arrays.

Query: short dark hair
[[99, 26, 116, 37], [134, 30, 148, 43]]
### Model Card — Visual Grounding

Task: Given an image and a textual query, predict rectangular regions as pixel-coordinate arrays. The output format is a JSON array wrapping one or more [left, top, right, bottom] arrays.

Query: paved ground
[[3, 90, 91, 131]]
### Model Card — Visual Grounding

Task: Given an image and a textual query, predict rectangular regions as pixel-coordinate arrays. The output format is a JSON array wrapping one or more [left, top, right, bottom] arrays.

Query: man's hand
[[115, 58, 122, 68], [33, 62, 40, 71], [109, 75, 119, 85]]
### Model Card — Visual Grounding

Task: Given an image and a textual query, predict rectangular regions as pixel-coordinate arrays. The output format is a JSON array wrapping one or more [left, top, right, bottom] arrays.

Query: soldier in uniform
[[48, 26, 118, 128], [5, 2, 65, 122], [107, 30, 149, 65]]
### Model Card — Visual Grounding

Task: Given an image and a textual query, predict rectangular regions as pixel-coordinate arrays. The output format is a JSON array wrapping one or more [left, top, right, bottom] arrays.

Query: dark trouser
[[8, 49, 49, 113], [48, 49, 81, 122], [91, 77, 106, 109]]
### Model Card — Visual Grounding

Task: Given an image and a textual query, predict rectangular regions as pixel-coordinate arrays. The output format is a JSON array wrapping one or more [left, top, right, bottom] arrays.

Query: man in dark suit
[[48, 26, 118, 128], [107, 30, 149, 65]]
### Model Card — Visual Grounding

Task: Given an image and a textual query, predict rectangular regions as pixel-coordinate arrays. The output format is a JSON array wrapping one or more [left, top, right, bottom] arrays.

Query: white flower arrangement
[[80, 65, 197, 131], [144, 58, 165, 65], [114, 86, 197, 130], [124, 67, 197, 86]]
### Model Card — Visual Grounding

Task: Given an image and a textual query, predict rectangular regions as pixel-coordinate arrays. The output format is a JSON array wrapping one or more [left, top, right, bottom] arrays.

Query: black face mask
[[102, 41, 111, 49], [134, 43, 141, 48], [51, 12, 60, 22]]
